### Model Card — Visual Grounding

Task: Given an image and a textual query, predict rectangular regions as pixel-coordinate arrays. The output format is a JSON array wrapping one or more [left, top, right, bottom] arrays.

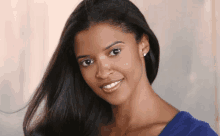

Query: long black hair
[[23, 0, 160, 135]]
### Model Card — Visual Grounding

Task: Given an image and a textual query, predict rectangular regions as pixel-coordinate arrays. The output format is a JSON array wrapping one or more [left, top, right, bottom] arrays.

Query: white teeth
[[103, 81, 120, 89]]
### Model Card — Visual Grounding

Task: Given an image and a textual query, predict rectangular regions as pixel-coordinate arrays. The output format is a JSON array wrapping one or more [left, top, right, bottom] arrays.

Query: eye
[[80, 59, 94, 67], [80, 48, 121, 67], [109, 48, 121, 56]]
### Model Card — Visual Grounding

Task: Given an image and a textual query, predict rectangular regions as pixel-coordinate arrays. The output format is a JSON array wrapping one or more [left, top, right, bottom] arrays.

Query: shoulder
[[187, 123, 218, 136], [159, 111, 218, 136]]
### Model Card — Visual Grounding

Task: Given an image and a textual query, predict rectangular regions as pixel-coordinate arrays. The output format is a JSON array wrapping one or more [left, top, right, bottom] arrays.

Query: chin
[[105, 95, 129, 106]]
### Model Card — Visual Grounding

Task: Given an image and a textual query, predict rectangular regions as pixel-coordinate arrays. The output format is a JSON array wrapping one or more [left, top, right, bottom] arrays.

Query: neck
[[109, 75, 157, 131], [102, 76, 179, 136]]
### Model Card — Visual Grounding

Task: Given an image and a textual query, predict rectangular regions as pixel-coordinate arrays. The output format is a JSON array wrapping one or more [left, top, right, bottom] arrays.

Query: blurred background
[[0, 0, 219, 135]]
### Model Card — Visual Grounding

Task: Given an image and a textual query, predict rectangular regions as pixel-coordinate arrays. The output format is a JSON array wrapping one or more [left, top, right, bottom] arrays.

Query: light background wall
[[0, 0, 219, 135]]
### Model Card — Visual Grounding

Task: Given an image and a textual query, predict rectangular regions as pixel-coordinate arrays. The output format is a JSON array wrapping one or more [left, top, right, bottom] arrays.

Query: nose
[[95, 59, 113, 79]]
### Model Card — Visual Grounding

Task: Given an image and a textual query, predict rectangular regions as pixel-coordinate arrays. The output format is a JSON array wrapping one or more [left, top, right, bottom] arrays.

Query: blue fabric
[[159, 111, 218, 136]]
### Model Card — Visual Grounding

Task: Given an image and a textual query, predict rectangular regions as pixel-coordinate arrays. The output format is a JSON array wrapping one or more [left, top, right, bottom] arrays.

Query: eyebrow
[[76, 41, 124, 61]]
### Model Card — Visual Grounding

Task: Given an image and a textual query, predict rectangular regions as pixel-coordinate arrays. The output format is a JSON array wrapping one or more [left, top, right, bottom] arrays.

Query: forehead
[[74, 23, 136, 54]]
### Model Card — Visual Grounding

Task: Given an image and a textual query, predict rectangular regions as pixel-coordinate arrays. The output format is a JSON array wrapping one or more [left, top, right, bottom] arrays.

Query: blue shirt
[[159, 111, 218, 136]]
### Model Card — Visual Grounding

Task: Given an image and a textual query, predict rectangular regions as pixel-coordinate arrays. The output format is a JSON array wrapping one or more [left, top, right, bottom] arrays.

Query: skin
[[74, 23, 180, 136]]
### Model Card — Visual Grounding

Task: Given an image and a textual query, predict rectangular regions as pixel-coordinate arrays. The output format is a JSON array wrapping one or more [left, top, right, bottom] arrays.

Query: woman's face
[[74, 23, 149, 105]]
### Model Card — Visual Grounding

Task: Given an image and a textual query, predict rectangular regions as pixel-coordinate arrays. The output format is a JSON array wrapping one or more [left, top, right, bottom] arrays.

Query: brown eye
[[80, 48, 121, 67], [109, 48, 121, 56], [81, 59, 94, 67]]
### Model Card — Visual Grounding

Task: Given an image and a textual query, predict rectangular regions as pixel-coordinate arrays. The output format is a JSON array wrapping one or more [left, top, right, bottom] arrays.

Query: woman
[[23, 0, 218, 136]]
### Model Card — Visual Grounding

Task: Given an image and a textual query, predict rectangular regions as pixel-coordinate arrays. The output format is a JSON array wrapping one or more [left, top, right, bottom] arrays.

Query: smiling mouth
[[101, 78, 124, 93]]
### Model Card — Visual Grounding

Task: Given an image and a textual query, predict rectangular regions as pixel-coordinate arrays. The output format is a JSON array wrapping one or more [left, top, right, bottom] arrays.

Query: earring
[[143, 53, 147, 56]]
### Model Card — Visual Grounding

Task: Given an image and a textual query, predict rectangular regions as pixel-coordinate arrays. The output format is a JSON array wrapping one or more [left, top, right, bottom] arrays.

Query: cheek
[[116, 51, 141, 73], [81, 69, 95, 88], [81, 68, 102, 96], [116, 51, 142, 85]]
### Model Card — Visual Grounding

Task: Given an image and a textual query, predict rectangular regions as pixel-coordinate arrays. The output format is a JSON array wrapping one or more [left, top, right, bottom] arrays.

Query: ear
[[138, 34, 150, 58]]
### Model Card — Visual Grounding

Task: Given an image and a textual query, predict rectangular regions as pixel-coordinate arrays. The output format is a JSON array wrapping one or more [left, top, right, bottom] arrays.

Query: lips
[[101, 78, 124, 93], [100, 78, 123, 89]]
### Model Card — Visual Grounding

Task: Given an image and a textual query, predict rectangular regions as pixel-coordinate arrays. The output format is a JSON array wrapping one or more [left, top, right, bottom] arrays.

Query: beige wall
[[0, 0, 219, 135]]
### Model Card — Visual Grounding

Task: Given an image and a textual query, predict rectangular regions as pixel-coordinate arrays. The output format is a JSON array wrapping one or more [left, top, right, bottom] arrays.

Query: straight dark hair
[[23, 0, 160, 135]]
